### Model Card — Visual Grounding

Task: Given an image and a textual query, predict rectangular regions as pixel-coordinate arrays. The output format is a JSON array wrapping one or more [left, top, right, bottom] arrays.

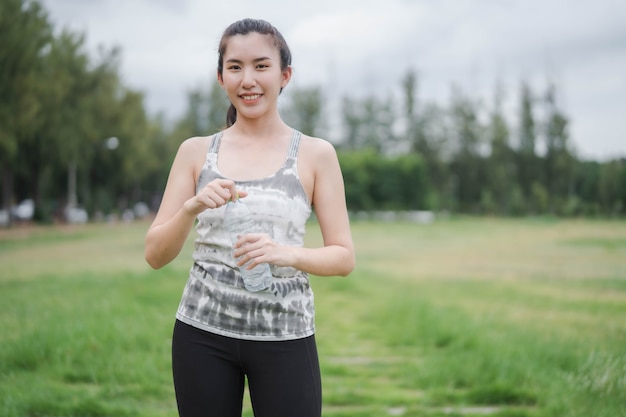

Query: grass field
[[0, 217, 625, 417]]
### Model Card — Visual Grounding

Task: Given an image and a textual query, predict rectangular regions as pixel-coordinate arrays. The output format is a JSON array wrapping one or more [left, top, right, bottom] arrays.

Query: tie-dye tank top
[[175, 130, 315, 341]]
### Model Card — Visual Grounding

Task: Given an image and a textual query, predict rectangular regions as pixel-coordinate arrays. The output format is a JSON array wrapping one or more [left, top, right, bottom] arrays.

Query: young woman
[[145, 18, 355, 417]]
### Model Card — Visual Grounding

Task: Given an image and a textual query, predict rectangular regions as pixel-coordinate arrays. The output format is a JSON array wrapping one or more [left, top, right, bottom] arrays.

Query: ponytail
[[226, 103, 237, 127]]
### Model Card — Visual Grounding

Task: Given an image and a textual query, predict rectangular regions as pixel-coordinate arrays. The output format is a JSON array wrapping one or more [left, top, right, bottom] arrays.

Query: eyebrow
[[225, 57, 272, 64]]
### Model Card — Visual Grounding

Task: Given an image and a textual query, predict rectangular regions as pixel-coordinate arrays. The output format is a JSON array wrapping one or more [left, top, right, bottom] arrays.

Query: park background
[[1, 1, 626, 416], [2, 0, 626, 221]]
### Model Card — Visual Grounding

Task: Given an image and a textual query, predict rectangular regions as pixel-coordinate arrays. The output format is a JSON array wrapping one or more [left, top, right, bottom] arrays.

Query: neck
[[230, 112, 291, 139]]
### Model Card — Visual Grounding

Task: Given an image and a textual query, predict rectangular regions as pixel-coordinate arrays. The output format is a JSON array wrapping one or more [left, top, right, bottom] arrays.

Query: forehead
[[223, 33, 279, 60]]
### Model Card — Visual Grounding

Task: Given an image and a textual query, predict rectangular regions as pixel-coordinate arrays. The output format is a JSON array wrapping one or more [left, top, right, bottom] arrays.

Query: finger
[[234, 240, 254, 257], [205, 179, 233, 201], [234, 239, 263, 260], [207, 188, 229, 206], [234, 246, 253, 266], [238, 251, 263, 269], [199, 200, 216, 210], [220, 187, 233, 202], [235, 189, 248, 199], [233, 233, 263, 250], [245, 250, 268, 269], [197, 193, 218, 209], [233, 233, 248, 248], [229, 188, 249, 202], [214, 181, 234, 201]]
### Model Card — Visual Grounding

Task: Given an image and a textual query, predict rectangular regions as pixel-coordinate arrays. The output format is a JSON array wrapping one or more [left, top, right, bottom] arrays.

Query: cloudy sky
[[41, 0, 626, 160]]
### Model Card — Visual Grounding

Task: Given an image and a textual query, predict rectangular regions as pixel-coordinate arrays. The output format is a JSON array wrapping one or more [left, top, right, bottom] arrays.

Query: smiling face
[[218, 33, 292, 123]]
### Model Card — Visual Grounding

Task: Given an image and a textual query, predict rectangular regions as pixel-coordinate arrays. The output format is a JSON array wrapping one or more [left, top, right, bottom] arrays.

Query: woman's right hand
[[184, 178, 248, 215]]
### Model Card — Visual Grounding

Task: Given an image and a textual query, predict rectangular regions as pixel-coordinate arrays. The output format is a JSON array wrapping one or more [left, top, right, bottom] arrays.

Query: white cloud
[[41, 0, 626, 159]]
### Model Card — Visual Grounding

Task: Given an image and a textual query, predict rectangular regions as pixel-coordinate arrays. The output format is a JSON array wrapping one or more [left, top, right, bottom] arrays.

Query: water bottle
[[223, 198, 273, 292]]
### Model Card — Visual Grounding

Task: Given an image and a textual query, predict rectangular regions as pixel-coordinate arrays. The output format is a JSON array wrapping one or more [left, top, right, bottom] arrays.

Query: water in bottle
[[223, 199, 273, 292]]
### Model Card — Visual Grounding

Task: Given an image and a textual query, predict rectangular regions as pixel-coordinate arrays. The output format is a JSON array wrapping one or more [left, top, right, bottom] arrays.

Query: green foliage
[[174, 78, 230, 138], [2, 1, 625, 222], [338, 150, 427, 211], [1, 0, 165, 221], [282, 85, 323, 137], [530, 181, 549, 213], [340, 94, 397, 153], [337, 150, 377, 211], [0, 0, 52, 161]]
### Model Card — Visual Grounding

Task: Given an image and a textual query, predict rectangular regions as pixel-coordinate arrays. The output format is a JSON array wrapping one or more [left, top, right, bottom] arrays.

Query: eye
[[256, 63, 269, 69], [227, 64, 241, 70]]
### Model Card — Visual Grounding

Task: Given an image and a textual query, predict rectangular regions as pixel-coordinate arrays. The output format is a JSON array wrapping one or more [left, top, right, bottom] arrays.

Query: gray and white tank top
[[175, 130, 315, 341]]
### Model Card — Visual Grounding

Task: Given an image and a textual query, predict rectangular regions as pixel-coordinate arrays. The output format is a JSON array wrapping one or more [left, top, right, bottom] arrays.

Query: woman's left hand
[[233, 233, 291, 269]]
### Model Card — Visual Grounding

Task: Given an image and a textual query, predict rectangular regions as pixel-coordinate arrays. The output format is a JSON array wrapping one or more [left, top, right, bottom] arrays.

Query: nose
[[242, 67, 256, 88]]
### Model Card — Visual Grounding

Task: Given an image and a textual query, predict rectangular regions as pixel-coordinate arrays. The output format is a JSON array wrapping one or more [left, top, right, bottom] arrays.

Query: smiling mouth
[[241, 94, 261, 100]]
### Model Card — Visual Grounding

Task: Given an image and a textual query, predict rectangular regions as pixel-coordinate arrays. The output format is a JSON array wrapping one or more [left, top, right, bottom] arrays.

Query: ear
[[281, 65, 292, 88], [217, 70, 224, 87]]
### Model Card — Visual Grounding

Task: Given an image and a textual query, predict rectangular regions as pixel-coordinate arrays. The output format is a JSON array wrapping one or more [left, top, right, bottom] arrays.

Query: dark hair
[[217, 18, 292, 127]]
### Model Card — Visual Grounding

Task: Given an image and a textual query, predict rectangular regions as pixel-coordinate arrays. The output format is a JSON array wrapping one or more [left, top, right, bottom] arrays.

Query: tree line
[[2, 0, 625, 225], [331, 75, 626, 217]]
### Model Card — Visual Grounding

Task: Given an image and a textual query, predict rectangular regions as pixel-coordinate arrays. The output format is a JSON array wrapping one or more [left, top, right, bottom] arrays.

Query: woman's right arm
[[144, 138, 202, 269], [144, 137, 240, 269]]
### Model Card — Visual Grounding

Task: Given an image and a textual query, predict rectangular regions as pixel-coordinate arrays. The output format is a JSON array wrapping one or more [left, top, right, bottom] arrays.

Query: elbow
[[338, 252, 356, 277], [144, 241, 166, 270], [145, 258, 161, 270], [145, 252, 163, 270], [343, 263, 355, 277]]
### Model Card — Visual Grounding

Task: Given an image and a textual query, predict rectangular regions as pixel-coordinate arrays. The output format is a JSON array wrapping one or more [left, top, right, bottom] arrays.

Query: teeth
[[242, 94, 260, 100]]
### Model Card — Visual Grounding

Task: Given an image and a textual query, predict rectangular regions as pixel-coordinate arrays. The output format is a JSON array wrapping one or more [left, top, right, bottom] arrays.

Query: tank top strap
[[287, 130, 302, 158], [208, 132, 223, 154]]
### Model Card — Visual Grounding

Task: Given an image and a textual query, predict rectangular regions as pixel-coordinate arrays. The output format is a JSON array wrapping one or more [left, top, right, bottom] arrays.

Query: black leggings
[[171, 320, 322, 417]]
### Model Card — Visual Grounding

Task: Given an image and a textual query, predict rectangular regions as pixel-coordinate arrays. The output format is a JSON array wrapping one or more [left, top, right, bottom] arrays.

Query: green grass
[[1, 217, 625, 416]]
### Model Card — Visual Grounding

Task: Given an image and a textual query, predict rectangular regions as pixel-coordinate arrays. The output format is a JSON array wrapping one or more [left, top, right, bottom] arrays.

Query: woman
[[145, 18, 355, 417]]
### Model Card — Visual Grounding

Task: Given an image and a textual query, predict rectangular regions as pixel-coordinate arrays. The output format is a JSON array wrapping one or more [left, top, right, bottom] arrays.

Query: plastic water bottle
[[223, 198, 273, 292]]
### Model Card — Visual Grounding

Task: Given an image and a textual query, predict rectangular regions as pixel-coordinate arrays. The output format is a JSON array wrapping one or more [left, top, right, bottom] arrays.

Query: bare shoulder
[[299, 133, 338, 162], [175, 135, 213, 164], [172, 135, 213, 179], [179, 135, 211, 154]]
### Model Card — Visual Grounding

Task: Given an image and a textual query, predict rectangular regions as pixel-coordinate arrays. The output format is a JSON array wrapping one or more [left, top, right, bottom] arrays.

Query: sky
[[41, 0, 626, 161]]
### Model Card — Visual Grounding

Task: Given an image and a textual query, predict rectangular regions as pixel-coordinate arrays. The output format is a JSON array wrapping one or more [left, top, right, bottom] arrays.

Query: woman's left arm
[[293, 139, 355, 276]]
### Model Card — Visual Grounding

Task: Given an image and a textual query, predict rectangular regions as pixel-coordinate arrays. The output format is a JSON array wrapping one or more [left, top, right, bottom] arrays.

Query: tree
[[340, 94, 396, 153], [448, 86, 484, 212], [543, 82, 573, 213], [401, 68, 417, 120], [186, 89, 207, 137], [0, 0, 52, 219], [340, 96, 361, 151], [207, 78, 229, 133], [173, 80, 229, 142], [486, 82, 516, 214], [282, 86, 323, 137], [407, 103, 450, 210], [338, 150, 377, 211], [571, 160, 600, 215], [338, 150, 427, 211], [516, 81, 540, 200], [32, 30, 97, 212], [598, 160, 624, 215]]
